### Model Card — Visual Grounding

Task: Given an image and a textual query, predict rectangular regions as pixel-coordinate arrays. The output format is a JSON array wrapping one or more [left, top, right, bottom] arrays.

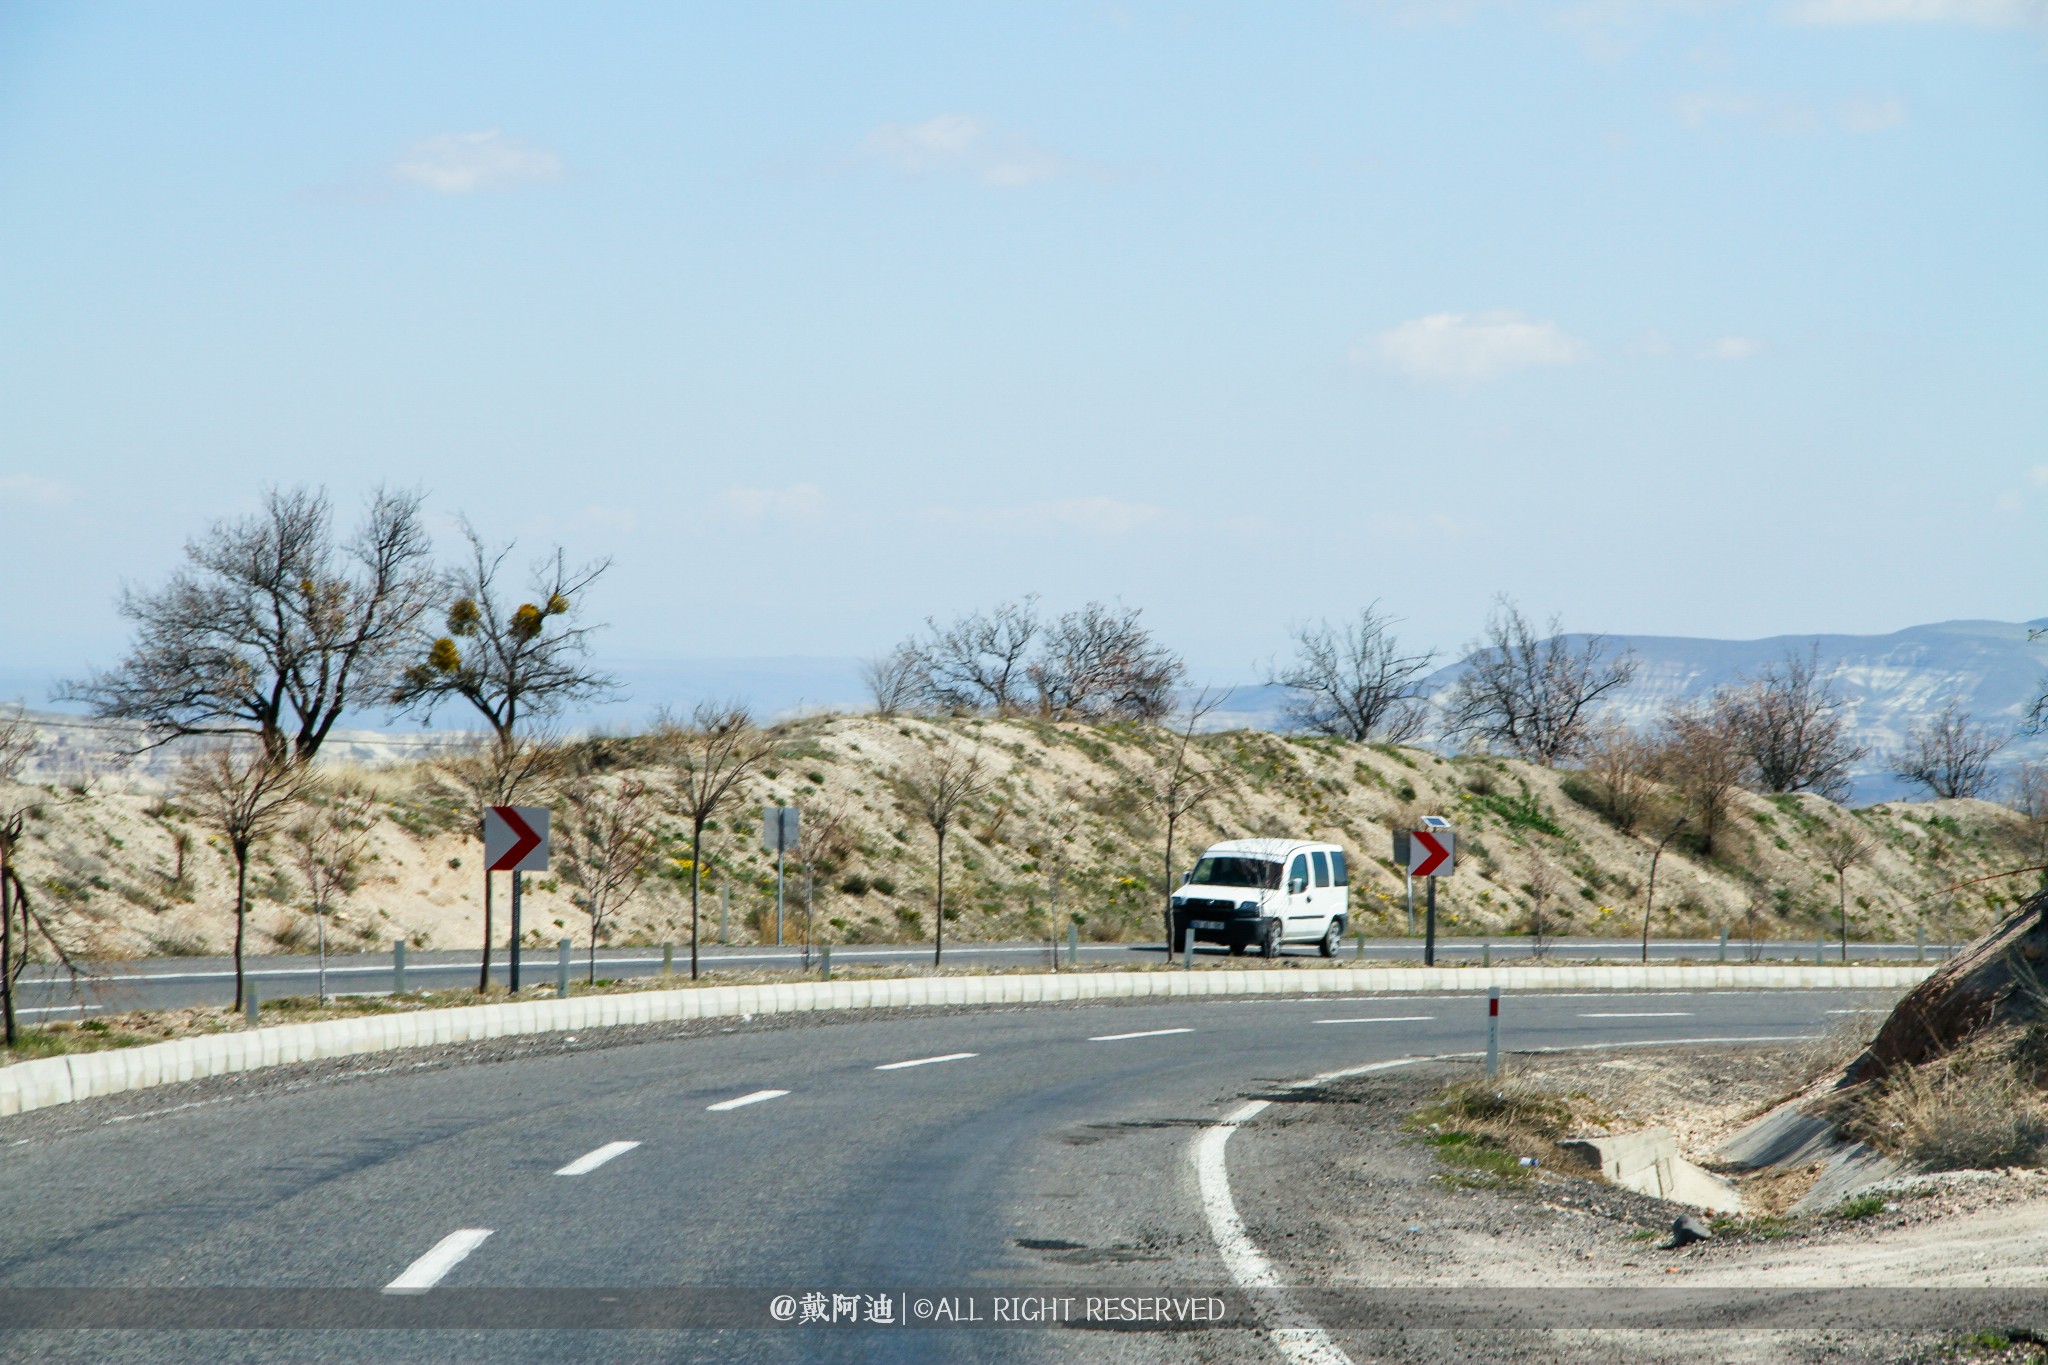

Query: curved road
[[0, 986, 1891, 1363]]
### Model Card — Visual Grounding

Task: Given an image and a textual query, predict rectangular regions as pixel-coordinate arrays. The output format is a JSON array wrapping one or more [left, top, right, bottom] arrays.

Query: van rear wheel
[[1260, 920, 1281, 958], [1318, 920, 1342, 958]]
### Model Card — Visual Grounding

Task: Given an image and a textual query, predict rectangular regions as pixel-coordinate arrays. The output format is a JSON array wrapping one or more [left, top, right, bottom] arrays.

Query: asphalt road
[[0, 984, 1890, 1364], [10, 936, 1952, 1017]]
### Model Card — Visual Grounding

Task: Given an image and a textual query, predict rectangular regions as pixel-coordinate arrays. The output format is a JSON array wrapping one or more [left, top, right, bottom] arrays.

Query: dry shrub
[[1848, 1027, 2048, 1172]]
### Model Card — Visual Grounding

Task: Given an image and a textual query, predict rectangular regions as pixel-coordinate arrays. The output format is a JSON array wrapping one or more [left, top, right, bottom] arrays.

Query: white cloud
[[1631, 329, 1674, 357], [2026, 465, 2048, 488], [1699, 335, 1762, 360], [392, 131, 564, 195], [860, 114, 1075, 189], [920, 496, 1165, 536], [0, 473, 73, 506], [1784, 0, 2046, 24], [1839, 95, 1908, 133], [718, 484, 826, 522], [1356, 311, 1588, 383]]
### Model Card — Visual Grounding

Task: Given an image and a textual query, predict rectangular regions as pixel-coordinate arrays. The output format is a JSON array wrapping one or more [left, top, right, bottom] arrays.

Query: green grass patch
[[1469, 788, 1569, 839], [1708, 1214, 1795, 1240], [1837, 1192, 1886, 1221], [1420, 1130, 1531, 1186]]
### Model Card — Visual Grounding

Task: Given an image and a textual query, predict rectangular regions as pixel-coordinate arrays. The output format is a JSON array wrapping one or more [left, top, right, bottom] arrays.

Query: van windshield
[[1188, 856, 1281, 890]]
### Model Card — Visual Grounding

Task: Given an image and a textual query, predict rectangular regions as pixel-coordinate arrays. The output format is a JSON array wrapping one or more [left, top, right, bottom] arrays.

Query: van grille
[[1179, 897, 1249, 917]]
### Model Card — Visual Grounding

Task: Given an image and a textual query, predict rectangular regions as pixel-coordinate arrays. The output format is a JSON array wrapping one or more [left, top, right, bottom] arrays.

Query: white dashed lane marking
[[1579, 1012, 1693, 1018], [875, 1053, 977, 1071], [554, 1141, 640, 1175], [1089, 1028, 1194, 1042], [383, 1229, 493, 1295], [1312, 1016, 1435, 1025], [706, 1089, 789, 1112]]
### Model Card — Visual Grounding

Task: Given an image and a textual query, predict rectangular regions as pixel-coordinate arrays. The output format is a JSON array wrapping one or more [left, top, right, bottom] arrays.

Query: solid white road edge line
[[382, 1229, 494, 1295], [1312, 1016, 1435, 1025], [707, 1089, 789, 1112], [554, 1140, 641, 1176], [875, 1053, 977, 1071], [1192, 1032, 1819, 1365], [1089, 1027, 1194, 1042]]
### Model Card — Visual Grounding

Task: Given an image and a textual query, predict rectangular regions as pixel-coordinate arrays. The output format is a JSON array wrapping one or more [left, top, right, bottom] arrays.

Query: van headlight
[[1238, 900, 1259, 914], [1171, 897, 1185, 909]]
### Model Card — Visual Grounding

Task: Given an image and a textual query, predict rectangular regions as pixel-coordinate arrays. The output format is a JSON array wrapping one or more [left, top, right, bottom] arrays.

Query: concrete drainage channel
[[0, 963, 1932, 1120]]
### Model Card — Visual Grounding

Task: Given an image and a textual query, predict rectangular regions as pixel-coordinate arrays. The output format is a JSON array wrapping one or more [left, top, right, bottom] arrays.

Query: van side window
[[1287, 855, 1309, 894], [1312, 851, 1331, 887], [1331, 851, 1349, 886]]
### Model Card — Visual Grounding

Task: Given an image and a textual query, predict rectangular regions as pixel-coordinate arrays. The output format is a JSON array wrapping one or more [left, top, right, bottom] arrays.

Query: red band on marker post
[[1489, 997, 1499, 1016]]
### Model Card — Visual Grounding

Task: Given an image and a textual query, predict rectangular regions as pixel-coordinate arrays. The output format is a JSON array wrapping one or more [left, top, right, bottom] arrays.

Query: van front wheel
[[1260, 920, 1281, 958], [1318, 920, 1343, 957]]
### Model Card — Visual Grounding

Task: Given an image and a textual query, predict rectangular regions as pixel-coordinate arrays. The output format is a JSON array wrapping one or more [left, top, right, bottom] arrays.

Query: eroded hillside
[[7, 715, 2041, 962]]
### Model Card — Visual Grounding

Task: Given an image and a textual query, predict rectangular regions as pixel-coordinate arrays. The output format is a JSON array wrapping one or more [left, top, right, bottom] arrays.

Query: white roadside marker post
[[1485, 986, 1500, 1079]]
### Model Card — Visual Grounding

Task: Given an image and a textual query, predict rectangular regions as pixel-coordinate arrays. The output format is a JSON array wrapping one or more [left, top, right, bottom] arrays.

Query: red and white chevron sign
[[484, 805, 550, 872], [1407, 828, 1454, 878]]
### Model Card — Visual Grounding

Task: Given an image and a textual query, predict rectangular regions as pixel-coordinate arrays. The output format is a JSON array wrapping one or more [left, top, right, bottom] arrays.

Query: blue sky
[[3, 0, 2044, 701]]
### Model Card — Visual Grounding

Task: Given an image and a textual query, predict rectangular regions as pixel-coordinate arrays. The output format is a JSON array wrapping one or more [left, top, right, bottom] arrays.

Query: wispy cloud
[[0, 473, 73, 506], [920, 496, 1166, 536], [718, 484, 826, 522], [1839, 95, 1908, 132], [860, 114, 1077, 188], [392, 131, 564, 195], [1355, 311, 1588, 383], [1783, 0, 2046, 25], [1699, 335, 1762, 360]]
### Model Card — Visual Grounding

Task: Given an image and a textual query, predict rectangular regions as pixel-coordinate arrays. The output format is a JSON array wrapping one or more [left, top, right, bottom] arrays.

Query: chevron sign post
[[484, 806, 550, 992], [1408, 825, 1455, 967]]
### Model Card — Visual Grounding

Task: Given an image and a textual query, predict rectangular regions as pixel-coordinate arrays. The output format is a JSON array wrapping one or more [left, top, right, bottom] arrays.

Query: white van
[[1169, 838, 1351, 958]]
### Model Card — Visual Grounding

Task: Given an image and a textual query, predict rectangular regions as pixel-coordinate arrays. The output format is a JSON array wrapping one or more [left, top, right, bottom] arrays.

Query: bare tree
[[61, 487, 436, 763], [1819, 822, 1877, 961], [1440, 599, 1638, 765], [1029, 602, 1184, 722], [660, 703, 773, 979], [1726, 645, 1868, 800], [1271, 603, 1436, 742], [2007, 760, 2048, 888], [861, 642, 926, 717], [1638, 801, 1692, 964], [1651, 695, 1754, 858], [1150, 688, 1227, 959], [432, 732, 562, 991], [177, 742, 312, 1009], [390, 523, 619, 741], [558, 775, 662, 982], [897, 737, 994, 967], [1893, 700, 2009, 800], [1579, 716, 1657, 834], [287, 784, 377, 1004], [918, 598, 1040, 714]]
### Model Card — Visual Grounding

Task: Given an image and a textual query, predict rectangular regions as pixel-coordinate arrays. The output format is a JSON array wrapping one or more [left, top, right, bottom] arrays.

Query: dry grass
[[1845, 1027, 2048, 1171]]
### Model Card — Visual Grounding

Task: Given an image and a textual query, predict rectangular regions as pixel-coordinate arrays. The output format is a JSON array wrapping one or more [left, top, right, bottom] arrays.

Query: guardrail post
[[1815, 937, 1825, 966], [393, 941, 406, 996], [1355, 931, 1364, 961], [245, 984, 258, 1027], [1485, 986, 1500, 1079], [1183, 928, 1194, 971], [556, 939, 571, 998], [821, 945, 831, 980], [1068, 922, 1079, 967], [1915, 927, 1925, 963], [1718, 929, 1729, 963], [662, 942, 674, 976], [1482, 941, 1491, 968]]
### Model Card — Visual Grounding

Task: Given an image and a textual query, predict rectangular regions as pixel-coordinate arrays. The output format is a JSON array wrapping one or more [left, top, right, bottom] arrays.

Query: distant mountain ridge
[[16, 621, 2048, 803]]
